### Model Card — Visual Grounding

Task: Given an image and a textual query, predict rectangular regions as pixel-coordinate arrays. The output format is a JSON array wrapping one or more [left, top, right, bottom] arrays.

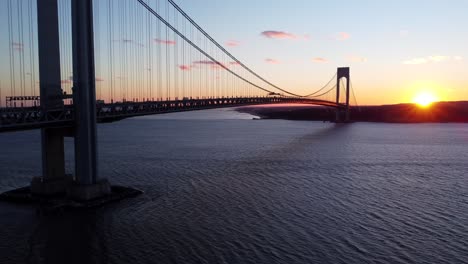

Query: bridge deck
[[0, 97, 345, 133]]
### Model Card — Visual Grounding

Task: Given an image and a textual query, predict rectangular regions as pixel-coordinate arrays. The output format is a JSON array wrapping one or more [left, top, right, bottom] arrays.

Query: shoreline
[[235, 101, 468, 123]]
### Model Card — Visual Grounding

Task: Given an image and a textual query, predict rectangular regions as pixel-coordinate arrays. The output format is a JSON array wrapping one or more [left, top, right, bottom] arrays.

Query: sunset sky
[[0, 0, 467, 106], [176, 0, 468, 105]]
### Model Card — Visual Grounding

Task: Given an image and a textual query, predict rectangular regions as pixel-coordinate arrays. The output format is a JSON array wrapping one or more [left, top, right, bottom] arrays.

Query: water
[[0, 108, 467, 264]]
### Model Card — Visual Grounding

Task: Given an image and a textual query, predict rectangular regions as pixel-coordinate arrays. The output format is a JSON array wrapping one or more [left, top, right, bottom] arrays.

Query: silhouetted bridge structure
[[0, 97, 347, 132], [0, 0, 356, 201]]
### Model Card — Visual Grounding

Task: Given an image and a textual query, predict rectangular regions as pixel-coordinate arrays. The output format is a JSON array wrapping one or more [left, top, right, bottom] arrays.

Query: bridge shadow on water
[[256, 122, 354, 159]]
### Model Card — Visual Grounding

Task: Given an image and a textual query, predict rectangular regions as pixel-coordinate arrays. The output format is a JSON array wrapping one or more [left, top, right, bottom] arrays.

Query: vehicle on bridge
[[267, 92, 282, 96]]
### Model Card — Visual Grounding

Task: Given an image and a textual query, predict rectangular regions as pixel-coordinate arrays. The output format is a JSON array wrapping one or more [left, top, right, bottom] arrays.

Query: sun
[[413, 92, 437, 107]]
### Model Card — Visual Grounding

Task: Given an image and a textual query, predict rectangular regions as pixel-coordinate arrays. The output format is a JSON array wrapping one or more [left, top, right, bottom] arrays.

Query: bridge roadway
[[0, 96, 345, 133]]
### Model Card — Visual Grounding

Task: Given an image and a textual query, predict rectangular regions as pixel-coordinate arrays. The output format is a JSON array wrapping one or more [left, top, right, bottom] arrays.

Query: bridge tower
[[31, 0, 110, 200], [335, 67, 350, 122], [30, 0, 68, 195], [68, 0, 110, 200]]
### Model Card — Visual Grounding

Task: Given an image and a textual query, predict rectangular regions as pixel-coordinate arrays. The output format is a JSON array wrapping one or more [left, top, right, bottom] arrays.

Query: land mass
[[237, 101, 468, 123]]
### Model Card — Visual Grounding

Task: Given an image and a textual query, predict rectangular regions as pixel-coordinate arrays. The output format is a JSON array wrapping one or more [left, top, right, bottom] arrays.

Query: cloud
[[403, 58, 427, 65], [193, 60, 218, 65], [429, 55, 449, 62], [113, 39, 144, 47], [61, 80, 71, 84], [399, 30, 409, 37], [403, 55, 462, 65], [113, 38, 133, 43], [95, 77, 104, 82], [334, 32, 351, 41], [154, 39, 176, 45], [265, 58, 280, 64], [193, 60, 227, 69], [313, 57, 328, 63], [261, 31, 297, 40], [12, 42, 23, 51], [347, 55, 367, 63], [178, 65, 191, 71], [225, 40, 241, 47], [187, 60, 241, 70]]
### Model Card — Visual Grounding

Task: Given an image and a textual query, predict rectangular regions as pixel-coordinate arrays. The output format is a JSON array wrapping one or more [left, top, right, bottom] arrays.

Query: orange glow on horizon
[[413, 91, 437, 107]]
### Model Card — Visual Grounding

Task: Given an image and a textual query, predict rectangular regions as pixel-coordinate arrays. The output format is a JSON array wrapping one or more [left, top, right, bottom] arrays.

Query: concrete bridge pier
[[31, 0, 110, 200], [335, 67, 350, 123], [68, 0, 110, 200], [30, 0, 70, 196]]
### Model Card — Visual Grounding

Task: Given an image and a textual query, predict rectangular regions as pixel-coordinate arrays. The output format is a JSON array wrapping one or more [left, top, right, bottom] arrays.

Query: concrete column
[[69, 0, 110, 200], [345, 73, 350, 122], [31, 0, 68, 195], [37, 0, 64, 109], [71, 0, 97, 185], [335, 73, 341, 122]]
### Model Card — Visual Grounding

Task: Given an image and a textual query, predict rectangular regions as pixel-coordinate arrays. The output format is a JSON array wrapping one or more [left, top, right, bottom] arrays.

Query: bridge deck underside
[[0, 97, 345, 133]]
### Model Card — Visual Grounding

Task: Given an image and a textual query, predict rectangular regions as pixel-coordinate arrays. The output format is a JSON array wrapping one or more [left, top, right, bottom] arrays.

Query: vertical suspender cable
[[8, 0, 16, 98], [108, 0, 114, 103]]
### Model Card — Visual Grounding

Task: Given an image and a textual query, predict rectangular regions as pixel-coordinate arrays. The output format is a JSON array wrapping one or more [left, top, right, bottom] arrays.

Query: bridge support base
[[1, 185, 142, 212], [30, 175, 72, 196], [335, 110, 350, 123], [30, 176, 111, 201], [68, 179, 111, 201]]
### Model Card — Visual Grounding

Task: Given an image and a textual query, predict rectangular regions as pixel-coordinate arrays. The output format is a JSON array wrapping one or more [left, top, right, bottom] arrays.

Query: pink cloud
[[261, 31, 297, 39], [334, 32, 351, 41], [193, 60, 218, 65], [225, 40, 241, 47], [193, 60, 226, 68], [61, 80, 71, 84], [95, 77, 104, 82], [154, 39, 176, 45], [178, 65, 191, 71], [190, 60, 242, 69], [313, 57, 328, 63], [265, 58, 280, 64]]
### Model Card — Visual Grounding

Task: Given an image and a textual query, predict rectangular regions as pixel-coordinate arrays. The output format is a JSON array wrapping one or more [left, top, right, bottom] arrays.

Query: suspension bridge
[[0, 0, 357, 201]]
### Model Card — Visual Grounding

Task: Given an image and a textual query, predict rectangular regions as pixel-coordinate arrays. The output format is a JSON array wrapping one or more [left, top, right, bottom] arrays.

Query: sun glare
[[413, 92, 437, 107]]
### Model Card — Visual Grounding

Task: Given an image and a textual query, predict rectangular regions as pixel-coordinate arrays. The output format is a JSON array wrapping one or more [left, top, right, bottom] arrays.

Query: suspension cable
[[350, 81, 359, 108], [135, 0, 279, 95], [303, 73, 337, 97], [308, 85, 337, 98], [166, 0, 310, 97]]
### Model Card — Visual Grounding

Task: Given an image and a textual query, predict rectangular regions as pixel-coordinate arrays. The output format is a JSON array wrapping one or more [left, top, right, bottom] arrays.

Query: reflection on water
[[0, 109, 467, 264]]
